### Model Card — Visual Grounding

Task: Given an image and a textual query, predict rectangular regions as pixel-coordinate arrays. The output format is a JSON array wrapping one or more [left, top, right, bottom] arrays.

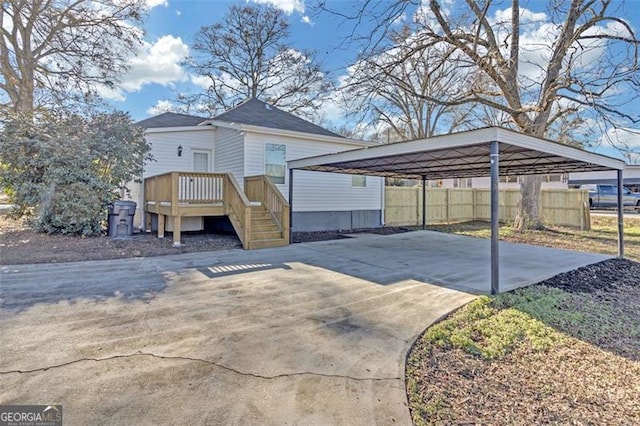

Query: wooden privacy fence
[[385, 187, 590, 230]]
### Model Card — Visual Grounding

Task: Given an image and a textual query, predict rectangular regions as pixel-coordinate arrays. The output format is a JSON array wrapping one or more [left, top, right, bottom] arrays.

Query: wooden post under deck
[[158, 214, 165, 239], [172, 215, 181, 247], [145, 212, 152, 233]]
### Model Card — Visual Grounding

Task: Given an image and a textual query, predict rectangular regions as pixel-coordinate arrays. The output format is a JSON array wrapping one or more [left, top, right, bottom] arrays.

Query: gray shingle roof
[[211, 98, 342, 138], [135, 112, 208, 128]]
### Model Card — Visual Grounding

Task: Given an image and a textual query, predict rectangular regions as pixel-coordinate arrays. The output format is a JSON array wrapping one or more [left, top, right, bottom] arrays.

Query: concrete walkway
[[0, 232, 609, 425]]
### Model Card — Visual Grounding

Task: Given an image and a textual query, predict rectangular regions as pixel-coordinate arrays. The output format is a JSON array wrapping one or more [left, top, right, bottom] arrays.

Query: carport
[[288, 127, 627, 294]]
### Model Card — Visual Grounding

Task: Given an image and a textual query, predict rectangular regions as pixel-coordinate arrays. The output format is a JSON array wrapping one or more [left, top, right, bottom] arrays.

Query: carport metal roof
[[287, 127, 626, 295], [288, 127, 624, 179]]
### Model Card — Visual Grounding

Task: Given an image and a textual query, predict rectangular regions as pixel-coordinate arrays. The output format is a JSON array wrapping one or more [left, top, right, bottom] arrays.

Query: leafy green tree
[[0, 111, 151, 235]]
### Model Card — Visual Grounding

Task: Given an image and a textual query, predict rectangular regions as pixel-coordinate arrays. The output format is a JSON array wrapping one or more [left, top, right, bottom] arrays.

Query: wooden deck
[[144, 172, 289, 249]]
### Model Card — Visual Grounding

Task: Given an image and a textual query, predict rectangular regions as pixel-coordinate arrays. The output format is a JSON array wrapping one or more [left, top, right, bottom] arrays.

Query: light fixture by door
[[177, 145, 183, 157]]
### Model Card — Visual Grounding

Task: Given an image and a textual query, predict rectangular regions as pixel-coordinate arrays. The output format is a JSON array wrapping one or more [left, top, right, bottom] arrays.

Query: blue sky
[[107, 0, 640, 161], [110, 0, 368, 120]]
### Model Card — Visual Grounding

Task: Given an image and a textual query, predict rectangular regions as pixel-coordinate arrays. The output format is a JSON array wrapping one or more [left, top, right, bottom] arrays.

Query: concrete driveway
[[0, 231, 609, 425]]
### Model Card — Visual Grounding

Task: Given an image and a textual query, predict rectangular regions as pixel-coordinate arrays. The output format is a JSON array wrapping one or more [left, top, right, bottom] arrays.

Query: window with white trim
[[265, 143, 286, 184], [545, 174, 566, 182], [453, 178, 473, 188], [351, 175, 366, 187]]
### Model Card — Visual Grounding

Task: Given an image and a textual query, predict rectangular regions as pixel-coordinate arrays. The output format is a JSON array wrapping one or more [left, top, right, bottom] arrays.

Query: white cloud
[[95, 85, 127, 102], [493, 7, 547, 25], [121, 35, 189, 92], [485, 7, 623, 89], [98, 35, 188, 101], [250, 0, 305, 15], [146, 0, 168, 8], [317, 96, 346, 123], [176, 9, 182, 16], [603, 128, 640, 149], [190, 74, 211, 90], [392, 12, 407, 26], [599, 127, 640, 163], [147, 99, 177, 115], [301, 15, 313, 26]]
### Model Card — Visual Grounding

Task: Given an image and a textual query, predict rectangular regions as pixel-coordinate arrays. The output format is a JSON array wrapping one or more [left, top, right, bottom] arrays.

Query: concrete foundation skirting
[[145, 210, 383, 233], [292, 210, 382, 232]]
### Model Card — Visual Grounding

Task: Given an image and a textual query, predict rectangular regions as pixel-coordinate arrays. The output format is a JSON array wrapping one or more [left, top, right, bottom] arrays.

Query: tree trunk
[[514, 175, 545, 230]]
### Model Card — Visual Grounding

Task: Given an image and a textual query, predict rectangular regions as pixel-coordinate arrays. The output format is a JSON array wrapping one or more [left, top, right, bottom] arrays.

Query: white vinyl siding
[[132, 124, 383, 227], [130, 127, 215, 228], [143, 128, 215, 178], [569, 166, 640, 183], [214, 127, 245, 186], [470, 176, 568, 189], [244, 132, 383, 212]]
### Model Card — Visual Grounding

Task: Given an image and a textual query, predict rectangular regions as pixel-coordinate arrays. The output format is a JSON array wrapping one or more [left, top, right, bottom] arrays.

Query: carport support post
[[617, 169, 624, 258], [490, 141, 500, 295], [421, 175, 426, 230], [289, 168, 294, 244]]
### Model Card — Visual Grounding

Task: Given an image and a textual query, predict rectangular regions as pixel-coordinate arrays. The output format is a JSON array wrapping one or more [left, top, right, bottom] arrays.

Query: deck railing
[[144, 172, 290, 249], [144, 172, 174, 211], [177, 172, 225, 204], [144, 172, 252, 248], [244, 175, 290, 242]]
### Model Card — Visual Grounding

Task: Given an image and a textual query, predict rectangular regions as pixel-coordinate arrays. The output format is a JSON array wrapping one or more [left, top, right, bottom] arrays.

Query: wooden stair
[[144, 172, 289, 249], [247, 204, 289, 249]]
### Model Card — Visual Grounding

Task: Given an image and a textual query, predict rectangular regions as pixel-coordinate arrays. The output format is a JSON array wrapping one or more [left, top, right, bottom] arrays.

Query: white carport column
[[617, 170, 625, 258], [421, 175, 427, 230], [490, 141, 500, 295]]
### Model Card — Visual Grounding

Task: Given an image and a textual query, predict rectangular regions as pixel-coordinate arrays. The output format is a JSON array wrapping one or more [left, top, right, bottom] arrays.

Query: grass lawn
[[425, 215, 640, 261], [406, 216, 640, 424]]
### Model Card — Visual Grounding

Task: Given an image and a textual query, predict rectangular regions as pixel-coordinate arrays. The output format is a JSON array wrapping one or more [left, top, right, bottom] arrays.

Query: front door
[[192, 150, 211, 172]]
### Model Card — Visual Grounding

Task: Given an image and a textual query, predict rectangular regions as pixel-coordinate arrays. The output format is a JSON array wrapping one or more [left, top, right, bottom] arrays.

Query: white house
[[568, 165, 640, 192], [130, 99, 384, 247], [431, 174, 569, 190]]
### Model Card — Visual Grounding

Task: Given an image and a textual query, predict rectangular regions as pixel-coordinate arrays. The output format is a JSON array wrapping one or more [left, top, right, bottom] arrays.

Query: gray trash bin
[[108, 200, 137, 237]]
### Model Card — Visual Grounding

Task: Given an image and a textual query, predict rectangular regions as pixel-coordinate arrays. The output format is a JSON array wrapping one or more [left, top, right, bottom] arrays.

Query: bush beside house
[[0, 111, 151, 235]]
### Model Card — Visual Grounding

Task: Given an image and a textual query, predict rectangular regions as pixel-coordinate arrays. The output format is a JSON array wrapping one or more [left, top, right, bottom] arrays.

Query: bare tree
[[327, 0, 640, 229], [182, 4, 331, 120], [341, 27, 477, 140], [1, 0, 146, 114]]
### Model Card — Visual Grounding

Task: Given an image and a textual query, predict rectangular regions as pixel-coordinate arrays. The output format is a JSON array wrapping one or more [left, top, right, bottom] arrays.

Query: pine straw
[[406, 259, 640, 425], [407, 341, 640, 425]]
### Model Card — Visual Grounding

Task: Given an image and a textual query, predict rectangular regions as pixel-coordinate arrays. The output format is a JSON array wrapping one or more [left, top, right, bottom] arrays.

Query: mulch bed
[[291, 226, 413, 243], [0, 216, 414, 265], [0, 216, 240, 265]]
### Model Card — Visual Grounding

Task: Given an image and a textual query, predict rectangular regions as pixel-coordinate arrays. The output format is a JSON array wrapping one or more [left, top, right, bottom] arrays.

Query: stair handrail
[[244, 175, 290, 242], [224, 174, 252, 248]]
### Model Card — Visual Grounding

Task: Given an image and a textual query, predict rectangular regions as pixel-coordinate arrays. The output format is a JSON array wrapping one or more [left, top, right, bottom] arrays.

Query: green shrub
[[424, 296, 564, 360], [0, 111, 152, 235]]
